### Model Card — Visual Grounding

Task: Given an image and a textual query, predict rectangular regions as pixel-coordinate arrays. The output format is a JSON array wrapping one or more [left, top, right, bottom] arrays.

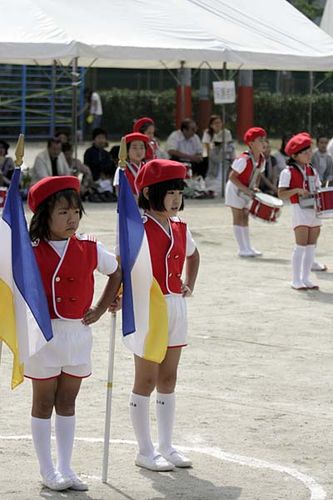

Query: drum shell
[[315, 189, 333, 218]]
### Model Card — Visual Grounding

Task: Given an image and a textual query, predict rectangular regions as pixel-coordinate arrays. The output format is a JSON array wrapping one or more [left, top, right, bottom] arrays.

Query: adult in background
[[202, 115, 235, 197], [85, 89, 103, 130], [166, 118, 206, 178], [311, 135, 333, 187], [83, 128, 115, 182], [274, 134, 291, 175], [0, 139, 15, 187], [260, 138, 278, 196], [31, 138, 71, 183]]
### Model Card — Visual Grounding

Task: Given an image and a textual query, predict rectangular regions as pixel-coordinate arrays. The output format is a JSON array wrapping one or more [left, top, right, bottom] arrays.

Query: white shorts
[[166, 295, 188, 348], [225, 180, 249, 209], [24, 319, 92, 380], [291, 204, 322, 230]]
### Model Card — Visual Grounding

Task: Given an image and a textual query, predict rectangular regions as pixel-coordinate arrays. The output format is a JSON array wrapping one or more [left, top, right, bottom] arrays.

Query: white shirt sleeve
[[166, 131, 180, 152], [186, 227, 196, 257], [202, 130, 211, 144], [278, 168, 291, 188], [231, 156, 247, 174], [97, 241, 119, 275]]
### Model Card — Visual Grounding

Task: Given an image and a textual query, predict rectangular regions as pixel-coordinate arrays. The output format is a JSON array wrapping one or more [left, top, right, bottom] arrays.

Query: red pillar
[[236, 70, 254, 141], [176, 66, 192, 128]]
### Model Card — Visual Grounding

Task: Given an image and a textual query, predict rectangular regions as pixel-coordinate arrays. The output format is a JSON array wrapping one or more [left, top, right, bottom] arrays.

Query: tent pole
[[308, 71, 314, 134], [71, 57, 79, 162], [221, 62, 227, 198]]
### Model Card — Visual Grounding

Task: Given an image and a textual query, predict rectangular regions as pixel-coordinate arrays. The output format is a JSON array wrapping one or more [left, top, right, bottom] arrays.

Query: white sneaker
[[135, 452, 175, 471], [291, 282, 307, 290], [311, 261, 327, 271], [42, 472, 72, 491], [249, 248, 262, 257], [238, 250, 256, 258], [303, 281, 319, 290], [159, 449, 192, 468]]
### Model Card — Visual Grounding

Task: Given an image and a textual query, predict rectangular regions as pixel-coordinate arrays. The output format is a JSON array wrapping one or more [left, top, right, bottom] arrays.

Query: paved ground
[[1, 190, 332, 499]]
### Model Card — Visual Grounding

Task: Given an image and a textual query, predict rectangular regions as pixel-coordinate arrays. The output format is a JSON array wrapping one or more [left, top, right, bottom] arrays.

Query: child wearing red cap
[[133, 117, 167, 160], [278, 132, 321, 290], [113, 132, 149, 196], [225, 127, 267, 257], [127, 159, 200, 472], [25, 176, 121, 491]]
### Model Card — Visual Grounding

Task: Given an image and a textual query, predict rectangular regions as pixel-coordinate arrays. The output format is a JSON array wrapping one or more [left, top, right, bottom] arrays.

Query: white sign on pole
[[213, 81, 236, 104]]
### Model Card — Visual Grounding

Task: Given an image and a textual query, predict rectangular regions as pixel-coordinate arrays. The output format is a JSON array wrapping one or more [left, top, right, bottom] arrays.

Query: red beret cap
[[243, 127, 267, 144], [124, 132, 149, 144], [28, 175, 80, 213], [133, 117, 154, 133], [285, 132, 312, 156], [135, 159, 186, 192]]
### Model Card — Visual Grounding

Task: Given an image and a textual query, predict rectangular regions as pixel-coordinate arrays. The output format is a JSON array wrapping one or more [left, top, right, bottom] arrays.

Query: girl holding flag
[[121, 159, 200, 471], [24, 176, 121, 491]]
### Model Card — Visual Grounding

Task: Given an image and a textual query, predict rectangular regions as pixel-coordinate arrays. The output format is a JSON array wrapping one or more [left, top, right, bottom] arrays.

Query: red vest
[[144, 215, 187, 295], [288, 164, 316, 204], [237, 152, 265, 187], [33, 235, 98, 319], [125, 161, 144, 194]]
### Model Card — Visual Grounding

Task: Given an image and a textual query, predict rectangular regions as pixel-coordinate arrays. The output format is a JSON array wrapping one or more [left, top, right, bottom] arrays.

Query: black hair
[[0, 140, 10, 153], [139, 122, 154, 134], [207, 114, 222, 140], [47, 137, 62, 148], [92, 127, 107, 140], [29, 189, 84, 242], [61, 142, 72, 153], [138, 178, 186, 212], [180, 118, 196, 132]]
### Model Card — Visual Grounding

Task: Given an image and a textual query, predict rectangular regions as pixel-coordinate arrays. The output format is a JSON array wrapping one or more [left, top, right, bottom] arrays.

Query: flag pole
[[0, 134, 25, 372], [101, 137, 127, 483], [102, 312, 117, 483]]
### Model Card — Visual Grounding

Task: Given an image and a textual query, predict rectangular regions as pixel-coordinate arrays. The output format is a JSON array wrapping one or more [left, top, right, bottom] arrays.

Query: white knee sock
[[31, 416, 55, 479], [302, 245, 316, 284], [233, 225, 246, 252], [242, 226, 253, 252], [156, 392, 176, 454], [55, 414, 75, 476], [129, 392, 154, 457], [292, 245, 306, 285]]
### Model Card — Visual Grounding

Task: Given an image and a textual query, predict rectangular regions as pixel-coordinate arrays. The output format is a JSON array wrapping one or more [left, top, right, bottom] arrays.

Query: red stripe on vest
[[288, 165, 316, 204], [237, 152, 264, 187], [34, 236, 98, 319], [144, 216, 187, 295]]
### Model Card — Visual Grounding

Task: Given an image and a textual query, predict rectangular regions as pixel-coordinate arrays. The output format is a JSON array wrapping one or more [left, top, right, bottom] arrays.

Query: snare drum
[[315, 188, 333, 218], [0, 187, 7, 208], [249, 192, 283, 223]]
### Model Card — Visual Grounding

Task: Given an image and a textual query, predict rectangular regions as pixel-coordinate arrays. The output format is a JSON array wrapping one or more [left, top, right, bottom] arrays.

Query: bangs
[[52, 189, 82, 209]]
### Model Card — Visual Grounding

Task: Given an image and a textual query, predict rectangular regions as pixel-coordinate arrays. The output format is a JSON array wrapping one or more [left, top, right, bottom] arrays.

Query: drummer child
[[225, 127, 266, 257], [278, 132, 322, 290]]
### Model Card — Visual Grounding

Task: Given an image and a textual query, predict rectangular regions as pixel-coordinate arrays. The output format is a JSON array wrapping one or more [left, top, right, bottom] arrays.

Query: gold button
[[174, 254, 179, 259], [55, 276, 60, 282], [56, 297, 62, 303], [168, 272, 172, 277]]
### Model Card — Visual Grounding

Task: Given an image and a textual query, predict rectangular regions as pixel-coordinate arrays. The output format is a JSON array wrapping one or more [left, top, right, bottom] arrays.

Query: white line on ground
[[0, 435, 326, 500]]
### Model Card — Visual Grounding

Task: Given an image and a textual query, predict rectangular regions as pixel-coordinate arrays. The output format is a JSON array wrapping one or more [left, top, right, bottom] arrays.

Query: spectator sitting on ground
[[62, 142, 94, 199], [83, 127, 115, 182], [311, 135, 333, 187], [31, 137, 71, 183], [166, 118, 207, 178], [0, 139, 15, 187], [54, 129, 70, 145], [260, 138, 278, 196]]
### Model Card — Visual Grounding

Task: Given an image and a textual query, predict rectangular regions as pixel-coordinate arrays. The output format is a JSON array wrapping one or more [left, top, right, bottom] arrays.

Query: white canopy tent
[[1, 0, 333, 71]]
